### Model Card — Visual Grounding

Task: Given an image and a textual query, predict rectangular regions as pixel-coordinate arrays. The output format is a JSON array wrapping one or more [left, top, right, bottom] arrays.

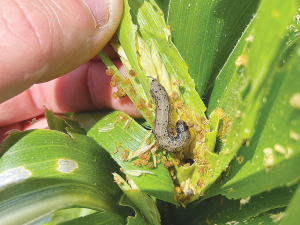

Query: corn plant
[[0, 0, 299, 224]]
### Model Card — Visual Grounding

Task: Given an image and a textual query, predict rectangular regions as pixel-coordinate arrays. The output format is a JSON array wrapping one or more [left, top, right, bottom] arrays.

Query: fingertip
[[0, 60, 142, 128], [87, 60, 142, 118], [0, 0, 123, 103], [51, 59, 142, 118]]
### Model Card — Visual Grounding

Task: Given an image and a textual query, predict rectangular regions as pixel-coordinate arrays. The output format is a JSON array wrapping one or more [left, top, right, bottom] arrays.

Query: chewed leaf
[[0, 166, 31, 191], [123, 118, 133, 129], [100, 0, 224, 205], [168, 0, 260, 98], [0, 128, 123, 224], [114, 173, 161, 225], [127, 141, 156, 160], [203, 0, 300, 199], [167, 184, 297, 224], [56, 159, 78, 173], [125, 170, 155, 177], [99, 123, 115, 132], [128, 130, 155, 160], [45, 108, 86, 136], [74, 111, 178, 205]]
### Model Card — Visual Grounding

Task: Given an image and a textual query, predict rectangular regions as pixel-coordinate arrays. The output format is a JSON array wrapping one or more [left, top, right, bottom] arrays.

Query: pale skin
[[0, 0, 141, 142]]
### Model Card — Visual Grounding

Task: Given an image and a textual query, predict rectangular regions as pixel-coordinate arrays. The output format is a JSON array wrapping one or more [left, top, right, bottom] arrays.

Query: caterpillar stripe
[[150, 78, 191, 152]]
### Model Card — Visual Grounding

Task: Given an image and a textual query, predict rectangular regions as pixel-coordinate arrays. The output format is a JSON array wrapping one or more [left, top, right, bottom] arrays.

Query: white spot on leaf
[[289, 93, 300, 110], [226, 221, 239, 225], [123, 119, 132, 129], [240, 196, 251, 206], [128, 130, 155, 159], [274, 144, 293, 159], [57, 159, 78, 173], [289, 131, 300, 141], [270, 212, 285, 223], [286, 147, 293, 159], [99, 123, 115, 132], [263, 148, 274, 172], [245, 35, 254, 42], [125, 170, 155, 176], [274, 144, 286, 155], [0, 166, 31, 190]]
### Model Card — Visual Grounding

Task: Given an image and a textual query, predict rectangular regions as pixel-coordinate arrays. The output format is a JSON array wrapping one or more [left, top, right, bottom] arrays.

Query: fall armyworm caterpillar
[[149, 78, 191, 152]]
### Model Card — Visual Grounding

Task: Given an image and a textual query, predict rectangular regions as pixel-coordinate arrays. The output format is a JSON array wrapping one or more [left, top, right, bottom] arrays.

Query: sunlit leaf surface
[[0, 112, 124, 224], [167, 184, 297, 224], [168, 0, 260, 97], [74, 111, 177, 205], [0, 0, 299, 224]]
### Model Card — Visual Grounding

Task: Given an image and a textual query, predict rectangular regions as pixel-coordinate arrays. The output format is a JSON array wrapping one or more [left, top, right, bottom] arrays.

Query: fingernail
[[82, 0, 109, 26]]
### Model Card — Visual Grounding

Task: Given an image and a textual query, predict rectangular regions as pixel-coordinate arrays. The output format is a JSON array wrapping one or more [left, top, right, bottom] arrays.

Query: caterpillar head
[[175, 120, 189, 133]]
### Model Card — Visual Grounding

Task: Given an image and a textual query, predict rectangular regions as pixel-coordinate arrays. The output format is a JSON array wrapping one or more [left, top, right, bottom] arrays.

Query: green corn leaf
[[44, 208, 97, 225], [57, 209, 128, 225], [109, 0, 207, 120], [280, 184, 300, 225], [73, 111, 177, 205], [205, 18, 256, 115], [168, 0, 260, 97], [98, 0, 228, 205], [0, 110, 126, 224], [114, 173, 161, 225], [205, 47, 300, 199], [203, 0, 300, 200], [166, 184, 298, 224], [1, 0, 300, 224], [240, 0, 298, 140]]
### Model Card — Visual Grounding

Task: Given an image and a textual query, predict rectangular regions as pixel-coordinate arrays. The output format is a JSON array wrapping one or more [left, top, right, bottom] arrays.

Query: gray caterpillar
[[149, 78, 191, 152]]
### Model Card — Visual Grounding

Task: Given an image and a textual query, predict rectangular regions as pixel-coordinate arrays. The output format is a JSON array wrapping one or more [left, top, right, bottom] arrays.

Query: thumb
[[0, 0, 123, 103]]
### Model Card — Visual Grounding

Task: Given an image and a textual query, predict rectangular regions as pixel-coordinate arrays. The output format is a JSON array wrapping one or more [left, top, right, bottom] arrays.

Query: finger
[[0, 0, 123, 103], [0, 60, 142, 127]]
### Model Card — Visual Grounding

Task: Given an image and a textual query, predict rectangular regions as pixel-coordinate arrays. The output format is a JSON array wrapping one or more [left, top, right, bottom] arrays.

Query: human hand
[[0, 0, 141, 142]]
